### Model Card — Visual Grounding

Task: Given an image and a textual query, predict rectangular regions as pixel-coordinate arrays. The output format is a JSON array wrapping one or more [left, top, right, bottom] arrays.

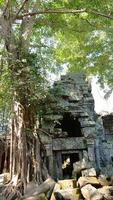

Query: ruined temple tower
[[40, 73, 113, 179], [1, 73, 113, 181], [39, 74, 98, 179]]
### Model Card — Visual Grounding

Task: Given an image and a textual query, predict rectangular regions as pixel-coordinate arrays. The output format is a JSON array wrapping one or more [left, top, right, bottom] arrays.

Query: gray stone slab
[[52, 137, 86, 151]]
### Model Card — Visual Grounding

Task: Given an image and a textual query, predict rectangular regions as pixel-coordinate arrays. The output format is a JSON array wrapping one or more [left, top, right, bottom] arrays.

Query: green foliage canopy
[[0, 0, 113, 114]]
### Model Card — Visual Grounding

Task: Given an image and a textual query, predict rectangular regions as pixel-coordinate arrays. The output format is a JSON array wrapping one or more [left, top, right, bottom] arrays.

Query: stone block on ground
[[82, 168, 96, 177], [50, 183, 61, 200], [98, 186, 113, 200], [37, 193, 48, 200], [58, 179, 76, 189], [37, 178, 56, 195], [72, 159, 92, 178], [24, 179, 56, 200], [77, 176, 100, 188], [81, 184, 103, 200], [98, 175, 111, 186], [54, 188, 81, 200]]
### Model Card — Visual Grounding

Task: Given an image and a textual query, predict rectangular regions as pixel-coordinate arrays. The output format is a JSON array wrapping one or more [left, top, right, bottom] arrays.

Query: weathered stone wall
[[102, 115, 113, 135], [41, 73, 99, 178], [42, 73, 96, 135], [97, 115, 113, 174], [40, 73, 113, 178]]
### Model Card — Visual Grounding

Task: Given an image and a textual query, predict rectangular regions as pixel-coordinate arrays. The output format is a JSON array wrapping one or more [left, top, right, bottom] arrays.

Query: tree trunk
[[0, 1, 45, 191], [9, 95, 44, 189], [10, 99, 27, 188], [10, 116, 13, 178], [35, 136, 43, 184]]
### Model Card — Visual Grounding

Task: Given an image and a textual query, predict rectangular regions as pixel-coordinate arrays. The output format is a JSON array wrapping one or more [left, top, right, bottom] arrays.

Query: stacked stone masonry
[[1, 73, 113, 180], [39, 73, 113, 179]]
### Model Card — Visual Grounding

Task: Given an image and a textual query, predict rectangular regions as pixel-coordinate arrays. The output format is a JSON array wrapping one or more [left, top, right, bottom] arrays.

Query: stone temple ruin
[[0, 73, 113, 181], [39, 73, 113, 180]]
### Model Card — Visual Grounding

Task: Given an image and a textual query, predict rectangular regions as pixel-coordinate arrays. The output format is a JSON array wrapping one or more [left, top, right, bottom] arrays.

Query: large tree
[[0, 0, 113, 191]]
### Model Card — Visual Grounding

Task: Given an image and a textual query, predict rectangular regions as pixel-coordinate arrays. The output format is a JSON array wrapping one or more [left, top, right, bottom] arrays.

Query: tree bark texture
[[0, 1, 48, 190]]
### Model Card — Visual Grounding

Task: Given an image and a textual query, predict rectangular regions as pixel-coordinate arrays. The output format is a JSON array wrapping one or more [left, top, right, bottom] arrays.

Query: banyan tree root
[[2, 179, 24, 200]]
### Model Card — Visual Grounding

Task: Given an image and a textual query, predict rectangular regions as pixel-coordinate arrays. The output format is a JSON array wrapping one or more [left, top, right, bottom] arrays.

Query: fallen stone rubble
[[49, 161, 113, 200], [78, 174, 113, 200], [47, 169, 113, 200], [74, 160, 113, 200], [1, 162, 113, 200]]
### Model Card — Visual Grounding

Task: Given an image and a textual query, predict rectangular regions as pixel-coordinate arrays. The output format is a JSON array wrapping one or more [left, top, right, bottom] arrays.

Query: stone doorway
[[54, 150, 82, 180], [62, 153, 79, 179]]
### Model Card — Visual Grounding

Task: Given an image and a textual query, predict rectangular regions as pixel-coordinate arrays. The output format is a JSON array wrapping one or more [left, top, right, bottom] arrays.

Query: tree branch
[[16, 8, 113, 20], [20, 1, 42, 52], [89, 9, 113, 19], [2, 0, 10, 15], [85, 19, 95, 27], [17, 8, 86, 19], [15, 0, 28, 19]]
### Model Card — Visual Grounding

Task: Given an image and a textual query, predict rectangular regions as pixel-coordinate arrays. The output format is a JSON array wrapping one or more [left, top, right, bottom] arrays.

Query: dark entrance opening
[[62, 153, 79, 179], [55, 113, 82, 137]]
